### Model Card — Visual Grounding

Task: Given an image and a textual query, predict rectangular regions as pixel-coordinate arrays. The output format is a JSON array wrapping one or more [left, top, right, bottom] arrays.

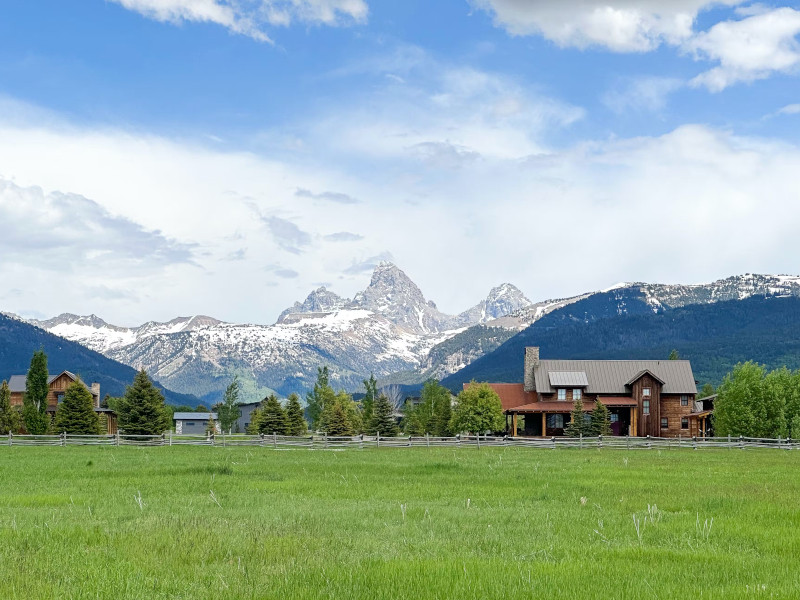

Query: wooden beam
[[631, 406, 638, 437], [541, 412, 546, 438], [511, 413, 518, 438]]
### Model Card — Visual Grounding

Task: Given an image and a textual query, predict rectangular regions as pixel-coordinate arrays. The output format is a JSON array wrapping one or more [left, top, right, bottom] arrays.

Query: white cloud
[[603, 76, 684, 113], [778, 103, 800, 115], [110, 0, 368, 41], [688, 7, 800, 91], [471, 0, 742, 52]]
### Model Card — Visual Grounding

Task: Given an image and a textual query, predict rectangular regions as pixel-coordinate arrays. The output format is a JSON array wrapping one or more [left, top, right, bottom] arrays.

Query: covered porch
[[506, 398, 639, 437], [688, 410, 713, 438]]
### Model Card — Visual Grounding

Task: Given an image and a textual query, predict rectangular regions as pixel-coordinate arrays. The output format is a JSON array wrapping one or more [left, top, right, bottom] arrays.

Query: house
[[472, 347, 698, 438], [688, 393, 716, 437], [7, 370, 118, 434], [235, 401, 262, 433], [174, 412, 220, 435]]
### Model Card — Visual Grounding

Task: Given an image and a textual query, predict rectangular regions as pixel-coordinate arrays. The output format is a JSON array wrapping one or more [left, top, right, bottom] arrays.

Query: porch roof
[[507, 398, 637, 413]]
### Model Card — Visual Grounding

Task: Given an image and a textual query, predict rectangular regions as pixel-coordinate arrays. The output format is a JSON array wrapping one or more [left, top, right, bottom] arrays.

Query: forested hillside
[[0, 313, 199, 406], [442, 296, 800, 391]]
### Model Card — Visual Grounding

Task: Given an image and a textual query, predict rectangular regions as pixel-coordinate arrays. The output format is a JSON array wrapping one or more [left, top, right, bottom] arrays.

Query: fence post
[[476, 433, 481, 450], [692, 436, 697, 450], [456, 433, 461, 448], [324, 432, 328, 449], [8, 432, 11, 447], [598, 434, 602, 449], [169, 430, 172, 446], [580, 433, 583, 449], [739, 435, 744, 450], [646, 435, 651, 449], [377, 432, 380, 449], [115, 431, 120, 446], [61, 431, 66, 447], [551, 436, 556, 450], [273, 431, 277, 449], [626, 435, 630, 450], [426, 432, 430, 448], [728, 433, 731, 448]]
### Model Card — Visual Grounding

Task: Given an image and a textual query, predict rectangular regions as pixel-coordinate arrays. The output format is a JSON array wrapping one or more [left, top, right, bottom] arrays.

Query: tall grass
[[0, 446, 798, 598]]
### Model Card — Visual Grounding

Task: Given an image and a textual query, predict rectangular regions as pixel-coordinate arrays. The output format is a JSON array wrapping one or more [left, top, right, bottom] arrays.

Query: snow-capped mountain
[[23, 270, 800, 403]]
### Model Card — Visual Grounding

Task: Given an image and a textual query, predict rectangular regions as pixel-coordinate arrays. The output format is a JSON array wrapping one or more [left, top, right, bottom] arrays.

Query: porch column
[[511, 413, 518, 438], [541, 412, 547, 438], [631, 406, 638, 437]]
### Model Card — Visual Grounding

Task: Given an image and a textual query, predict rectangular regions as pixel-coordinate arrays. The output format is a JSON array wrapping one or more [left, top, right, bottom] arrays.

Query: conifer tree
[[325, 401, 353, 436], [403, 400, 424, 436], [118, 370, 170, 435], [246, 407, 263, 434], [564, 398, 590, 437], [285, 393, 307, 435], [306, 366, 335, 430], [0, 380, 21, 435], [258, 395, 289, 435], [22, 350, 50, 435], [433, 390, 453, 436], [361, 374, 377, 431], [205, 413, 218, 436], [369, 393, 399, 436], [590, 400, 612, 436], [54, 379, 100, 435], [668, 349, 680, 360], [216, 376, 241, 434]]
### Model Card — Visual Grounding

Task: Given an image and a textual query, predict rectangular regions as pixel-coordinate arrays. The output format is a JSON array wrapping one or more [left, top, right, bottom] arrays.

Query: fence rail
[[3, 432, 799, 450]]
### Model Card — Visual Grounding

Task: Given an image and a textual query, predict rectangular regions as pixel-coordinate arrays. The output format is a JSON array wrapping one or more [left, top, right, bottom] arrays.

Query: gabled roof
[[532, 360, 697, 395], [465, 383, 536, 411], [7, 371, 91, 394], [173, 412, 217, 420], [625, 369, 665, 387]]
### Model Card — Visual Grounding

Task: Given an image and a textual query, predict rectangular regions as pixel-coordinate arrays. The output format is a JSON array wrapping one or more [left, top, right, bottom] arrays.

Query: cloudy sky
[[2, 0, 800, 325]]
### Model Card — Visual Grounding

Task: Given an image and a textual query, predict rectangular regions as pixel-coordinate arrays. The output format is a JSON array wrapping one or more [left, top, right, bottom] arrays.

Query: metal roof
[[7, 371, 86, 393], [533, 360, 697, 394], [548, 371, 589, 387], [173, 412, 217, 420]]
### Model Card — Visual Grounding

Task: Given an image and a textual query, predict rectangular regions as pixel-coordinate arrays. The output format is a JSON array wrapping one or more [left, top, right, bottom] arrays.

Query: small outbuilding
[[174, 412, 219, 435]]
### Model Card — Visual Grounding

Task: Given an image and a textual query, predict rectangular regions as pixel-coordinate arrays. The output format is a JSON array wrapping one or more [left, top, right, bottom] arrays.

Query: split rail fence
[[3, 432, 799, 450]]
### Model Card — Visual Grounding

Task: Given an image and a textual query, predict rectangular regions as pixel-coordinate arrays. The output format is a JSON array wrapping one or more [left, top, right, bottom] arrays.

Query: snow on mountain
[[26, 268, 800, 402]]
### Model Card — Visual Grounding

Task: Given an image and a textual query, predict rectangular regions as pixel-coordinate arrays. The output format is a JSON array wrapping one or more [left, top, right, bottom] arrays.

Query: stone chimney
[[523, 347, 540, 392], [91, 382, 101, 408]]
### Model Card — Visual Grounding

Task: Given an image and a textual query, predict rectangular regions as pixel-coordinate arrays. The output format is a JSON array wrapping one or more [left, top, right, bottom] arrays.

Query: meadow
[[0, 446, 798, 599]]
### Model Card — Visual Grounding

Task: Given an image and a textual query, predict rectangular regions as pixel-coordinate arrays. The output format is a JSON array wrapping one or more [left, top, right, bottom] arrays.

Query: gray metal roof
[[7, 371, 82, 393], [548, 371, 589, 387], [173, 412, 217, 421], [533, 360, 697, 394]]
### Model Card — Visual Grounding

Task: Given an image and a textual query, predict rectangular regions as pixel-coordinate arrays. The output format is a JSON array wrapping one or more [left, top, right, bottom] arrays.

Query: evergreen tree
[[0, 380, 21, 435], [22, 350, 50, 434], [369, 393, 399, 436], [216, 376, 241, 434], [361, 374, 377, 432], [325, 401, 353, 436], [564, 398, 591, 437], [285, 393, 308, 435], [118, 370, 171, 435], [258, 395, 289, 435], [205, 413, 218, 436], [433, 389, 453, 436], [590, 400, 612, 436], [450, 382, 504, 435], [246, 408, 263, 435], [54, 379, 100, 435], [698, 383, 715, 399], [668, 349, 680, 360], [402, 400, 424, 436], [306, 366, 334, 430]]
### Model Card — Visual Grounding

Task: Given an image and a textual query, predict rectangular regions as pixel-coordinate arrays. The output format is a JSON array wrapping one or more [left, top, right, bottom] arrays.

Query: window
[[185, 422, 195, 426], [610, 413, 619, 423], [661, 417, 668, 429], [681, 395, 689, 406], [56, 393, 65, 404], [643, 387, 651, 397], [573, 388, 582, 400], [546, 414, 564, 428], [681, 417, 689, 430], [557, 388, 566, 401], [643, 400, 650, 415]]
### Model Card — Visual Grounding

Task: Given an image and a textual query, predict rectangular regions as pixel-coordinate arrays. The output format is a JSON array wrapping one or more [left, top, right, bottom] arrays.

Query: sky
[[1, 0, 800, 326]]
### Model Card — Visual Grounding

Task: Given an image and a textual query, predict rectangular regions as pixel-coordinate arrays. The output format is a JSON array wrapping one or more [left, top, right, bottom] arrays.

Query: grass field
[[0, 446, 798, 599]]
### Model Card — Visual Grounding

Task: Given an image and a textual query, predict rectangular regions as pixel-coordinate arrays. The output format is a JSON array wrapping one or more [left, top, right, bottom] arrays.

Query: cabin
[[174, 412, 219, 435], [474, 347, 698, 438], [7, 370, 118, 434]]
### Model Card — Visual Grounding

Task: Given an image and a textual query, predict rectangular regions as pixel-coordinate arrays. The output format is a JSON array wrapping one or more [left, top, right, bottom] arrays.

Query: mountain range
[[13, 266, 800, 404]]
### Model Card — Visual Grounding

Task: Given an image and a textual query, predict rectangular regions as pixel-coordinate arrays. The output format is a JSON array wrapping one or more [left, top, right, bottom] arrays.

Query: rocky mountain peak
[[276, 286, 349, 323], [458, 283, 533, 325]]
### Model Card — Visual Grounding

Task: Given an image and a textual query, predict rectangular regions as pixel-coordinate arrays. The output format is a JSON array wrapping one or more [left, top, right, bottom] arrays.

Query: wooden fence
[[3, 432, 799, 450]]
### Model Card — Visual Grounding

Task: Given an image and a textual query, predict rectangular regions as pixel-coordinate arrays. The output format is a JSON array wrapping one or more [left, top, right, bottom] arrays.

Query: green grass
[[0, 447, 798, 599]]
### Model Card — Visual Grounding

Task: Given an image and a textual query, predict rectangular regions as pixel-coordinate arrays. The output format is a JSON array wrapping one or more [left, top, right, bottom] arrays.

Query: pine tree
[[590, 400, 612, 436], [246, 408, 263, 434], [22, 350, 50, 435], [118, 370, 170, 435], [306, 366, 333, 429], [668, 349, 680, 360], [325, 401, 353, 436], [564, 399, 590, 437], [433, 390, 453, 436], [258, 395, 289, 435], [285, 393, 307, 435], [0, 380, 21, 435], [403, 400, 424, 436], [54, 379, 100, 435], [205, 413, 218, 436], [361, 374, 377, 432], [216, 376, 241, 434], [369, 393, 399, 436]]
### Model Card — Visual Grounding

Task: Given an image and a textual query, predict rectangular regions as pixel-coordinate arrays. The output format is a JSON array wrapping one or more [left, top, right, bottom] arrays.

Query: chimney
[[524, 347, 540, 392], [91, 382, 101, 408]]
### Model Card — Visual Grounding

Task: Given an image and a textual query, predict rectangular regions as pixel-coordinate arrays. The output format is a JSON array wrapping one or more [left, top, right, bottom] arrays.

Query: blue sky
[[1, 0, 800, 324]]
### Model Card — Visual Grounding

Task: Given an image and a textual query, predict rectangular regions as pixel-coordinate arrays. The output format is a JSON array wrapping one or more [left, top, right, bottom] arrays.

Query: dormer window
[[557, 388, 566, 401], [642, 387, 651, 397]]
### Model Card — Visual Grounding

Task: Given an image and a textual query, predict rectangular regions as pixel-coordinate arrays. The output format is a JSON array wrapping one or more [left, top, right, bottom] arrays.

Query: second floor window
[[557, 388, 566, 401], [681, 395, 689, 406], [573, 388, 582, 400], [643, 387, 651, 397], [643, 399, 650, 415]]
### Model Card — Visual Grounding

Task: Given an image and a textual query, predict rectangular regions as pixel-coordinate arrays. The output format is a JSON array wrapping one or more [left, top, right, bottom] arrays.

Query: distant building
[[471, 346, 698, 438], [7, 370, 117, 434], [174, 412, 219, 435], [235, 401, 262, 433]]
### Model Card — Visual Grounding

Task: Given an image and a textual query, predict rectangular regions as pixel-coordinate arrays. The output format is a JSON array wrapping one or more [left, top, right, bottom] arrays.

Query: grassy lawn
[[0, 446, 798, 599]]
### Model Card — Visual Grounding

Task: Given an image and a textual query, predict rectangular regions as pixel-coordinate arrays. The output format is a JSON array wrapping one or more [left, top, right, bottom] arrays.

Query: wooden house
[[472, 347, 698, 438], [7, 371, 117, 434]]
